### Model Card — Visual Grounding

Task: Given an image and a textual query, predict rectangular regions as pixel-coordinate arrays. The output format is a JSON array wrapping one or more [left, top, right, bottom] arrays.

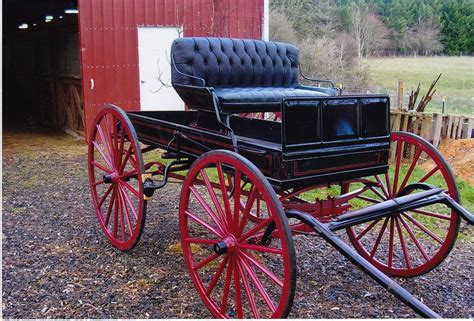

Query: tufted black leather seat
[[171, 37, 336, 113]]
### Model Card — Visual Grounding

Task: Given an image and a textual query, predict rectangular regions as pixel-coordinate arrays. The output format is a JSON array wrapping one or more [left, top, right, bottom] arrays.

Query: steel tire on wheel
[[88, 104, 146, 251], [346, 131, 460, 277], [179, 150, 296, 318]]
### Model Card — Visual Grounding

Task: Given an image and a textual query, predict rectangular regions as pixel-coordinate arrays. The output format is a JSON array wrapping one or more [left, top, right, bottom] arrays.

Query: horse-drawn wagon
[[88, 37, 473, 318]]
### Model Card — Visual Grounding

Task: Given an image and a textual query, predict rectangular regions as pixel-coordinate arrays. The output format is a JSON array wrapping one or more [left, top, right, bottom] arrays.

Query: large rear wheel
[[88, 105, 146, 251], [346, 131, 460, 277], [179, 150, 296, 318]]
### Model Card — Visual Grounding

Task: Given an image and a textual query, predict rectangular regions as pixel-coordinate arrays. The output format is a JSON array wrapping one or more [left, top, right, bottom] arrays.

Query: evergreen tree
[[441, 0, 474, 55]]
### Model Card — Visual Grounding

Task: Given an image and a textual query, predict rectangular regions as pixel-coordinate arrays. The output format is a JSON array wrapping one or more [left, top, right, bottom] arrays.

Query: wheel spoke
[[419, 165, 440, 183], [93, 141, 113, 169], [205, 256, 228, 296], [356, 195, 383, 204], [392, 140, 403, 195], [402, 213, 443, 244], [240, 254, 276, 313], [200, 169, 229, 230], [216, 162, 233, 225], [121, 180, 140, 198], [398, 148, 422, 193], [186, 210, 223, 237], [184, 237, 218, 245], [395, 217, 411, 269], [220, 256, 234, 314], [409, 208, 451, 221], [98, 185, 114, 208], [238, 217, 273, 242], [118, 187, 126, 241], [119, 170, 138, 180], [370, 217, 389, 258], [193, 253, 220, 271], [239, 243, 283, 255], [96, 123, 114, 162], [119, 145, 133, 174], [92, 161, 112, 174], [102, 114, 117, 160], [117, 129, 126, 169], [369, 185, 387, 201], [190, 186, 226, 234], [356, 218, 381, 240], [240, 250, 283, 288], [236, 186, 259, 236], [233, 257, 243, 318], [93, 180, 105, 186], [399, 215, 430, 261], [119, 183, 138, 220], [104, 187, 117, 227], [118, 186, 134, 236], [236, 259, 260, 318], [113, 190, 119, 238], [384, 172, 392, 197], [388, 217, 395, 268], [233, 169, 242, 233], [374, 175, 390, 199]]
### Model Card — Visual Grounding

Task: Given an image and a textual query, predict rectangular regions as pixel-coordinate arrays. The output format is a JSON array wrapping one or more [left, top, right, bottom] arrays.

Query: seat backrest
[[171, 37, 299, 88]]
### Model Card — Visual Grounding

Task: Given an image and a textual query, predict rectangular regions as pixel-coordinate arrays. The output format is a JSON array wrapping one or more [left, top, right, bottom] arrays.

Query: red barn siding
[[79, 0, 264, 140]]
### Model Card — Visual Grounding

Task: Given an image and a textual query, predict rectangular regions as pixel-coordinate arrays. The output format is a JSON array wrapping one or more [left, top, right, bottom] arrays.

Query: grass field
[[367, 56, 474, 116]]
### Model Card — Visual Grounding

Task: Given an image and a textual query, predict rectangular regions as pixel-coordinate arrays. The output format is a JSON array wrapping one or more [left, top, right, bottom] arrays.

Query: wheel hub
[[103, 172, 119, 184], [213, 235, 237, 255]]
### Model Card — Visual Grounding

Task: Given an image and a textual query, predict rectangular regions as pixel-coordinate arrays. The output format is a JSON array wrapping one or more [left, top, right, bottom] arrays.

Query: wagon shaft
[[283, 183, 473, 318], [286, 209, 441, 318]]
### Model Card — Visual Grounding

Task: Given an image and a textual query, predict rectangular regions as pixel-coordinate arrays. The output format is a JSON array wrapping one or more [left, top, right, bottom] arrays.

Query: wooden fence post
[[464, 118, 474, 139], [432, 113, 443, 148], [397, 80, 404, 109]]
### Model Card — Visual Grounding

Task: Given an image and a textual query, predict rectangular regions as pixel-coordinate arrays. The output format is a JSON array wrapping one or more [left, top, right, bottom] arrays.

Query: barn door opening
[[138, 27, 183, 111], [3, 0, 82, 133]]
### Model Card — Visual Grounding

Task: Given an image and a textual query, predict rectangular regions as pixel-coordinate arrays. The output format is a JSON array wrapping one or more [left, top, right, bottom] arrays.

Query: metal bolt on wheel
[[179, 150, 296, 318]]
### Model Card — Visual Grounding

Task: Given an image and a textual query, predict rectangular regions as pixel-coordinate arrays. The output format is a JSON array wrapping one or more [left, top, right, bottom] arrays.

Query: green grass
[[366, 56, 474, 116]]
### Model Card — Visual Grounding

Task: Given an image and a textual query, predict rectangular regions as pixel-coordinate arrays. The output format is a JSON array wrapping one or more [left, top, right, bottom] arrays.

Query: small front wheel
[[179, 150, 296, 318], [88, 105, 146, 251]]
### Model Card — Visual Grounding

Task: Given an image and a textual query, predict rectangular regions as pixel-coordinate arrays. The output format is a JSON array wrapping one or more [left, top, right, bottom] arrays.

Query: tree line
[[271, 0, 474, 57]]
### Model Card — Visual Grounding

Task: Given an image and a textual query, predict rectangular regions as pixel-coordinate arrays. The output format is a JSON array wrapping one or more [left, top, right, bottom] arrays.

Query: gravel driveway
[[2, 128, 473, 318]]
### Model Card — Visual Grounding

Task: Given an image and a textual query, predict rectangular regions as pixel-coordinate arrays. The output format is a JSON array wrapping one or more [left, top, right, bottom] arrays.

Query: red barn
[[3, 0, 268, 140]]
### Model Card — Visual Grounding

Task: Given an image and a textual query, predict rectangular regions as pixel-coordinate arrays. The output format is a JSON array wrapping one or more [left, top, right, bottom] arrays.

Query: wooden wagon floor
[[2, 128, 473, 318]]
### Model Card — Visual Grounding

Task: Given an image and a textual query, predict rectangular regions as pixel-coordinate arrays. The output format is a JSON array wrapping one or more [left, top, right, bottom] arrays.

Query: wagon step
[[285, 209, 442, 318]]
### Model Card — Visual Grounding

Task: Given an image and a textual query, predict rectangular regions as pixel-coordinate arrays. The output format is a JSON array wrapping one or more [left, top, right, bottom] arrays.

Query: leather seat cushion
[[215, 86, 334, 112]]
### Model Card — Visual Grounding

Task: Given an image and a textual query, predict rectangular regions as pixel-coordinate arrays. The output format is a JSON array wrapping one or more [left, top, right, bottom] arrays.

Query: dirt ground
[[2, 128, 473, 318], [435, 139, 474, 185]]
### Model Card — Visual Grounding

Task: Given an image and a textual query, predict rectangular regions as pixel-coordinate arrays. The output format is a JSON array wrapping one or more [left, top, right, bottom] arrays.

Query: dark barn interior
[[3, 0, 83, 133]]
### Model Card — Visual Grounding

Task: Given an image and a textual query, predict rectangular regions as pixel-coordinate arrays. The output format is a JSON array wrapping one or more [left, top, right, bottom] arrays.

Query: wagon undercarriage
[[87, 37, 473, 318]]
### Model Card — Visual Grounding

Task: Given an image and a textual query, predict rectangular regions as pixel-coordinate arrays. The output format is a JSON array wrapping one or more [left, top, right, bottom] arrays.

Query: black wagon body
[[87, 37, 473, 319]]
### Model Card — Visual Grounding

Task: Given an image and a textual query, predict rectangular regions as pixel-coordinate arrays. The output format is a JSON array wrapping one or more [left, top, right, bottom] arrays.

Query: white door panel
[[138, 27, 183, 111]]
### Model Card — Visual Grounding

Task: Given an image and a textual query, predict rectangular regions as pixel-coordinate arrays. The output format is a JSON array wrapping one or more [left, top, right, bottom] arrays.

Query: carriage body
[[128, 94, 390, 191], [87, 37, 473, 318]]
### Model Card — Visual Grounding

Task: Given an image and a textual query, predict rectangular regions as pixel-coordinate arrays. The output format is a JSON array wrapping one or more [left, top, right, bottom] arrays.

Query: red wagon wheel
[[88, 105, 146, 251], [179, 150, 296, 318], [345, 131, 460, 277]]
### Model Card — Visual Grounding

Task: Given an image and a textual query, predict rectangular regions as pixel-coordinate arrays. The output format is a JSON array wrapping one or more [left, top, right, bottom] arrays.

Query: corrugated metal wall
[[79, 0, 263, 139]]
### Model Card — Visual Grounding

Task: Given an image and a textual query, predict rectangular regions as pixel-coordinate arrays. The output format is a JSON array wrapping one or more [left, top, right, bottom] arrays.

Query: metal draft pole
[[285, 210, 441, 318]]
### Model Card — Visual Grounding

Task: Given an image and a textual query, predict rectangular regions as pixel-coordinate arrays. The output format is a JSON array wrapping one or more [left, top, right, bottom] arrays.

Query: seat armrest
[[172, 84, 217, 112], [297, 85, 339, 96]]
